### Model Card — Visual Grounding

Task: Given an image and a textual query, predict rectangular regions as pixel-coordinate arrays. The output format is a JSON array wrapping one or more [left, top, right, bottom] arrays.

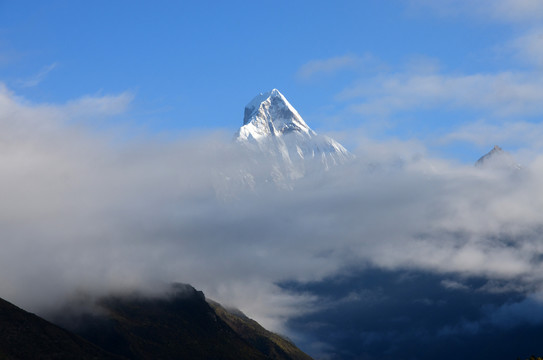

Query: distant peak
[[238, 89, 311, 140], [475, 145, 521, 170], [230, 89, 354, 187]]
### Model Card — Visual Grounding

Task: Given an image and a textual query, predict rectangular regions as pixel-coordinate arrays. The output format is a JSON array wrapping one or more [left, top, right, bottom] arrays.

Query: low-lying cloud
[[2, 84, 543, 358]]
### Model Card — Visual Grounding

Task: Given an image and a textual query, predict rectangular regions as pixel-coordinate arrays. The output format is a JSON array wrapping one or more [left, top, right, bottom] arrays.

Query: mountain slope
[[0, 284, 312, 359], [56, 284, 312, 360], [0, 296, 120, 360], [209, 299, 313, 360]]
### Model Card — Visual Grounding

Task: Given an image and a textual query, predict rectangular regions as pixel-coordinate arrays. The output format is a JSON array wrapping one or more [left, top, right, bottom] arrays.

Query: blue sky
[[2, 1, 543, 162]]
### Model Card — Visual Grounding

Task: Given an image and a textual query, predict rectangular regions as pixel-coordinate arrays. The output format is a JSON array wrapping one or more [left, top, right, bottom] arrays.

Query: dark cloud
[[282, 268, 542, 360]]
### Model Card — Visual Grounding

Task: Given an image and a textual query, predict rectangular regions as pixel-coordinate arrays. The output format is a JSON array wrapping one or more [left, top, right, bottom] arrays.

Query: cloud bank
[[2, 83, 543, 358]]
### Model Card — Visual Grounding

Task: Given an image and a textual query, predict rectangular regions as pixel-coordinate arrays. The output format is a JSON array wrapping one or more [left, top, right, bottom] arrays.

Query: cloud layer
[[2, 82, 543, 358]]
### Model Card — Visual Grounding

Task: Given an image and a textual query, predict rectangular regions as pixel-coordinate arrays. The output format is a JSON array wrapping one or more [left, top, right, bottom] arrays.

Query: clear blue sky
[[1, 0, 542, 162]]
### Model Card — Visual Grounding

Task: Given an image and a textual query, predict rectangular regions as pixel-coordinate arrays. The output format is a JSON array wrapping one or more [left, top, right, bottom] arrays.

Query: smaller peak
[[475, 145, 521, 171], [238, 89, 312, 139]]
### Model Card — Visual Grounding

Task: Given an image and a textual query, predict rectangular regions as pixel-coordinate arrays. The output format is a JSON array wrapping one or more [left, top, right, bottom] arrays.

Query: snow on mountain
[[237, 89, 312, 141], [475, 145, 522, 171], [214, 89, 354, 198], [235, 89, 353, 181]]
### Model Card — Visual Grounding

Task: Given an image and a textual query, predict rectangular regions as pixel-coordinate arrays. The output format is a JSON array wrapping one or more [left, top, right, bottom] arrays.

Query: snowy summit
[[237, 89, 311, 141], [235, 89, 352, 178]]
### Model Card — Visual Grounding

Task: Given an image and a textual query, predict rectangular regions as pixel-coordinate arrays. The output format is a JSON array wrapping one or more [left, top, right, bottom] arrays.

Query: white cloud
[[16, 62, 58, 88], [443, 120, 543, 151], [408, 0, 543, 24], [509, 27, 543, 67], [62, 91, 134, 118], [491, 0, 543, 23], [297, 54, 376, 81], [338, 71, 543, 118], [441, 279, 469, 290]]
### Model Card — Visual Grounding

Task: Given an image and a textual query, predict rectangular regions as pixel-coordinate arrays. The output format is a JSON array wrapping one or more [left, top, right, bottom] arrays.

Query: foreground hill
[[0, 296, 120, 359], [53, 283, 312, 360], [0, 284, 311, 359]]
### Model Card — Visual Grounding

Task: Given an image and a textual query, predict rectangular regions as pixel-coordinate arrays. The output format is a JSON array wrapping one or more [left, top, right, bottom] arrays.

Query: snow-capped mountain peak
[[238, 88, 312, 141], [233, 89, 353, 185]]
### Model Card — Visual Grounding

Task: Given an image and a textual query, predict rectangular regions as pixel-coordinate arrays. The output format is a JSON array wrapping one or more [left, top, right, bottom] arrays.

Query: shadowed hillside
[[0, 296, 120, 359], [55, 283, 312, 360]]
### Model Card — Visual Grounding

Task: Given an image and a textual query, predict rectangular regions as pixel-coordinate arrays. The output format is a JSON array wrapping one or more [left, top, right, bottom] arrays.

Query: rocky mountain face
[[0, 284, 312, 360]]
